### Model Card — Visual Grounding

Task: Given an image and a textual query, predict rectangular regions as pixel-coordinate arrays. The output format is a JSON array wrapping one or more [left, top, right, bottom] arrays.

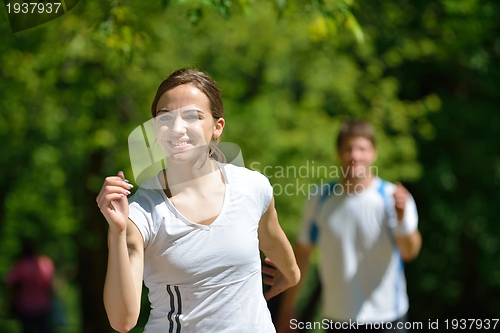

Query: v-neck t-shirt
[[128, 162, 275, 333]]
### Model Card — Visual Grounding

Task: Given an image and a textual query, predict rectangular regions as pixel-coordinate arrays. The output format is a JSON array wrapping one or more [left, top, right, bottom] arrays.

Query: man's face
[[337, 136, 377, 179]]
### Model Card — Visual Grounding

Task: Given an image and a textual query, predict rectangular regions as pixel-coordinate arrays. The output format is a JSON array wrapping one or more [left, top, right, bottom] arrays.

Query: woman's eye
[[160, 115, 172, 122], [183, 112, 200, 122]]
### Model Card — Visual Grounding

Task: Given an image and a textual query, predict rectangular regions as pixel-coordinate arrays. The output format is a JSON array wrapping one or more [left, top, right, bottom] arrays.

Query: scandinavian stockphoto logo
[[4, 0, 79, 33]]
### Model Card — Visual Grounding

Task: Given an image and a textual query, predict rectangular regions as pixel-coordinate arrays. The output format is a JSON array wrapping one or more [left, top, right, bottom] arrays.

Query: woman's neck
[[160, 156, 219, 197]]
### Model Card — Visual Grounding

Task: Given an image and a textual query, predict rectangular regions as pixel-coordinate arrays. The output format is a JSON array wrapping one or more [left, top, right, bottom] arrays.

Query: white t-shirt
[[298, 177, 418, 323], [128, 162, 275, 333]]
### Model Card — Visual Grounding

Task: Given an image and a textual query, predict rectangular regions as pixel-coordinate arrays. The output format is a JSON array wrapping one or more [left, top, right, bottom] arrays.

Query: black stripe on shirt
[[174, 286, 182, 333], [166, 285, 176, 333], [166, 285, 182, 333]]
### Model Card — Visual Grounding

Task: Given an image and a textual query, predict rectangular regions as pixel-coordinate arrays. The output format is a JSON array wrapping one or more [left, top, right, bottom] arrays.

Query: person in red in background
[[7, 238, 54, 333]]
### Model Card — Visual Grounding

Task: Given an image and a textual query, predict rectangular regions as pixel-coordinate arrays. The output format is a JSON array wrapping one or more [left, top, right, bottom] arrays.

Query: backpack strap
[[308, 181, 337, 244], [377, 180, 399, 248], [377, 179, 405, 316], [311, 180, 398, 247]]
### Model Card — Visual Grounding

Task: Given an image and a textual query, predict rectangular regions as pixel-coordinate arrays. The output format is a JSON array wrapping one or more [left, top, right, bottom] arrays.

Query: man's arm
[[393, 182, 422, 262], [396, 230, 422, 262]]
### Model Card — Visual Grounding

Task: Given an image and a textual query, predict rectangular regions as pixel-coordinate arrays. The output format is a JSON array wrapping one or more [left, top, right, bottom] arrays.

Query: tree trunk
[[78, 150, 114, 333]]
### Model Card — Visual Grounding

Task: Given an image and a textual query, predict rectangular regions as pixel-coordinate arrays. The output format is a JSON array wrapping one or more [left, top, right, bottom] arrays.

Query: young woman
[[96, 68, 300, 333]]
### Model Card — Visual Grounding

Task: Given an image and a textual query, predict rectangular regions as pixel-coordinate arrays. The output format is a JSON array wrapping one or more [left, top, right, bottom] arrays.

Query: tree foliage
[[0, 0, 499, 331]]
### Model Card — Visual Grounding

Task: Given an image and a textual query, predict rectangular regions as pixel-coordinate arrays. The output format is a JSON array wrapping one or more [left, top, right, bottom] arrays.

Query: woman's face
[[154, 84, 224, 163]]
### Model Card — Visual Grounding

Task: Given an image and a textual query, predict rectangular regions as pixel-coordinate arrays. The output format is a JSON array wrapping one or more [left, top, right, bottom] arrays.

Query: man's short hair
[[336, 120, 376, 149]]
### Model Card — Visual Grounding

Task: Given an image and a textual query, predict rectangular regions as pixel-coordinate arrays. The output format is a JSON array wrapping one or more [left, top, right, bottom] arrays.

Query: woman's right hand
[[96, 171, 133, 233]]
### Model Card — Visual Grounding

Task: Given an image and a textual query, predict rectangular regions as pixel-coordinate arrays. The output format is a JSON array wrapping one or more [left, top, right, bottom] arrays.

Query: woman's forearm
[[104, 229, 142, 333], [261, 235, 301, 285]]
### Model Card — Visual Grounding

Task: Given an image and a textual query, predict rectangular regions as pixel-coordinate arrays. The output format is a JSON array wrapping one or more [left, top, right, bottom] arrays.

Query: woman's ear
[[213, 118, 225, 139]]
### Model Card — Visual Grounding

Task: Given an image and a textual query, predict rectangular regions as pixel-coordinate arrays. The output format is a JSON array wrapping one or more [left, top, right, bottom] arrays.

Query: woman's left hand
[[262, 257, 293, 301]]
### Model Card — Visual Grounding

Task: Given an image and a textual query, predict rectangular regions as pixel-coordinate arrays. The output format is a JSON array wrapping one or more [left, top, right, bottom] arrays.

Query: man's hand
[[393, 182, 409, 222]]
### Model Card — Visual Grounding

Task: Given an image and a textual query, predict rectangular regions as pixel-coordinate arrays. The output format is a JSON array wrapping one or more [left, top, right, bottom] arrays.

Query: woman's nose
[[171, 116, 187, 134]]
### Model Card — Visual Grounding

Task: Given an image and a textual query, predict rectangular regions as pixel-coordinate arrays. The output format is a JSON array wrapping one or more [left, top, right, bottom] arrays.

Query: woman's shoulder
[[129, 176, 165, 205], [219, 162, 270, 185], [136, 175, 161, 190]]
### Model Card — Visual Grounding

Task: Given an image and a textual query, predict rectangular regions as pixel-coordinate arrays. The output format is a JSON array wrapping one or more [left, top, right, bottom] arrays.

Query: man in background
[[277, 120, 422, 332]]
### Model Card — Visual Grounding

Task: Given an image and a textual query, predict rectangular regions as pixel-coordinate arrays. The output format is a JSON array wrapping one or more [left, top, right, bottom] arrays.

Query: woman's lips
[[168, 140, 195, 149]]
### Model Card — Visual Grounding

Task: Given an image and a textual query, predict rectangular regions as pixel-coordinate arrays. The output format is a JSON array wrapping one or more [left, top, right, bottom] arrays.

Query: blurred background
[[1, 0, 499, 332]]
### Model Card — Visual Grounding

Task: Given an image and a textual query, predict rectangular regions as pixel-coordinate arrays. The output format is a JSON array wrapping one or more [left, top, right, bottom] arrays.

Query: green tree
[[4, 0, 497, 332], [361, 0, 500, 321]]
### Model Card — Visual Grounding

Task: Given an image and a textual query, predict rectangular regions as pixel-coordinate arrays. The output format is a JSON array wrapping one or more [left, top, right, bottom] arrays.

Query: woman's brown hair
[[151, 68, 226, 162]]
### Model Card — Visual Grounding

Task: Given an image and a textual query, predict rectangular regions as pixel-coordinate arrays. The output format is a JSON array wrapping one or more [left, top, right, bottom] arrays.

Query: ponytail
[[209, 142, 226, 163]]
